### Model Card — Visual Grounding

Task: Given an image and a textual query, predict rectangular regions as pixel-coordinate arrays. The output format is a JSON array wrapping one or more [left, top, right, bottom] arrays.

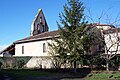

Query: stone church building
[[0, 9, 59, 68], [0, 9, 118, 68]]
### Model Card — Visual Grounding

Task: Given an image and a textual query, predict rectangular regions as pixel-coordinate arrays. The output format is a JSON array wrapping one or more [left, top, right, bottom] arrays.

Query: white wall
[[104, 32, 120, 54], [0, 54, 3, 57], [15, 39, 52, 56], [96, 25, 112, 30]]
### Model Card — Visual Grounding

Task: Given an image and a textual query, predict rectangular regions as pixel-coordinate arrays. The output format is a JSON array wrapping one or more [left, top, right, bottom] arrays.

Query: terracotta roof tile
[[15, 30, 59, 43], [103, 28, 120, 34]]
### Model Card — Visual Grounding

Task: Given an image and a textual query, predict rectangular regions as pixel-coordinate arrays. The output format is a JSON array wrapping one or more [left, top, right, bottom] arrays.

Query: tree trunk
[[74, 61, 77, 73], [106, 60, 109, 71], [90, 64, 93, 70]]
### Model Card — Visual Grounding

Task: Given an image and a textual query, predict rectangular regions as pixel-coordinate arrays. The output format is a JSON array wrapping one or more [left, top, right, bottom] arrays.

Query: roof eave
[[15, 35, 60, 44]]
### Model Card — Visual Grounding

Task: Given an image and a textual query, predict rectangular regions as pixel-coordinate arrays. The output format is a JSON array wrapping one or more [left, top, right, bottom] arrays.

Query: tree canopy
[[49, 0, 102, 72]]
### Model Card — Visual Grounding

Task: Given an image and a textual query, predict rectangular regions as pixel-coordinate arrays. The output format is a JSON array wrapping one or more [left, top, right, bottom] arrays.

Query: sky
[[0, 0, 120, 51]]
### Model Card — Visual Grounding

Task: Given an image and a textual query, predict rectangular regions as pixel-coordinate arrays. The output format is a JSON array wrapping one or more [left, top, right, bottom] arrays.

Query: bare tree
[[85, 7, 120, 71], [102, 29, 120, 71]]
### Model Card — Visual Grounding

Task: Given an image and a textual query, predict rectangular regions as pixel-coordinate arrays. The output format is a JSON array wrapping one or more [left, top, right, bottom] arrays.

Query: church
[[0, 9, 118, 68], [0, 9, 59, 68]]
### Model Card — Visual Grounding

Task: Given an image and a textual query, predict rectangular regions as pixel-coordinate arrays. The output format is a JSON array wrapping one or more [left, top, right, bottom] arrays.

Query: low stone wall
[[25, 56, 53, 68], [0, 56, 55, 69], [0, 57, 31, 69], [0, 56, 73, 69]]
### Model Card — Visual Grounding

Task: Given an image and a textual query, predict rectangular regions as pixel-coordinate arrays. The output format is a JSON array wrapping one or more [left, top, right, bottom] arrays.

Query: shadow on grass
[[2, 68, 91, 80]]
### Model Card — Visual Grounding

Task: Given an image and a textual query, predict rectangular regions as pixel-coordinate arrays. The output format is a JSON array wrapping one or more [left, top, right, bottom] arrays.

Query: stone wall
[[25, 56, 52, 68]]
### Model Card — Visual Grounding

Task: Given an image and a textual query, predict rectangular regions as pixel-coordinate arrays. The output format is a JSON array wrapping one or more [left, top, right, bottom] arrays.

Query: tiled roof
[[91, 23, 115, 27], [0, 43, 15, 54], [15, 30, 59, 43], [103, 28, 120, 34]]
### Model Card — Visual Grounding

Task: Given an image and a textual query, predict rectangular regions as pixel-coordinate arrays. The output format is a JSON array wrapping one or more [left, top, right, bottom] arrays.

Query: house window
[[22, 46, 24, 54], [43, 43, 46, 53]]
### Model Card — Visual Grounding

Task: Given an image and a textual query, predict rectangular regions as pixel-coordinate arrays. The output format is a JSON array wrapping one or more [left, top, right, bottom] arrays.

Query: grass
[[2, 69, 87, 80], [2, 69, 120, 80], [86, 71, 120, 80], [2, 69, 50, 80], [3, 69, 49, 76]]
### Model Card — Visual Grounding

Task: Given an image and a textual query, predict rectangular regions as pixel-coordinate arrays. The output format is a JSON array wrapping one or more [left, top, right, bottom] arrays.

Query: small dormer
[[30, 9, 49, 36]]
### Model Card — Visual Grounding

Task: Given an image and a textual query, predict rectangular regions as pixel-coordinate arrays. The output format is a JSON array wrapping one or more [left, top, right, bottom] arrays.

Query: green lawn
[[2, 69, 120, 80], [2, 69, 86, 80], [85, 71, 120, 80]]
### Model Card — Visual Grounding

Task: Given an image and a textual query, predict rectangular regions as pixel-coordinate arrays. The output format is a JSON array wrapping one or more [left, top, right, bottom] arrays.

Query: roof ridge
[[15, 30, 58, 43], [31, 30, 58, 37]]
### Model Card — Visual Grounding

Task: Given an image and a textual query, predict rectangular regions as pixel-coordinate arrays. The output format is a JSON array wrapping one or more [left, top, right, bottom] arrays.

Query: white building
[[0, 9, 58, 68], [103, 28, 120, 54], [0, 9, 118, 68]]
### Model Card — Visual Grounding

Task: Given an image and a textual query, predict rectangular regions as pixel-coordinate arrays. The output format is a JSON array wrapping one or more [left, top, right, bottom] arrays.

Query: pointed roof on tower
[[30, 9, 49, 36]]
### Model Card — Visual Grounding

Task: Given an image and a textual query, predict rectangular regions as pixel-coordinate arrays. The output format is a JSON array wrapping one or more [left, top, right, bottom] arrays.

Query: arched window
[[39, 24, 44, 32], [43, 43, 46, 53], [37, 24, 40, 30], [22, 46, 24, 54], [40, 17, 42, 23]]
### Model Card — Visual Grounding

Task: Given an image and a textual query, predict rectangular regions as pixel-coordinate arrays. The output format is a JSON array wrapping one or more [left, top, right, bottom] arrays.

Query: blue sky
[[0, 0, 120, 51]]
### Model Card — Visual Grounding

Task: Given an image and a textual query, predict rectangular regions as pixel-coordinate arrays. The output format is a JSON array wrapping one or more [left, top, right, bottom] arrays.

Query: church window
[[40, 17, 42, 23], [22, 46, 24, 54], [43, 43, 46, 53], [41, 25, 44, 32], [37, 24, 40, 30]]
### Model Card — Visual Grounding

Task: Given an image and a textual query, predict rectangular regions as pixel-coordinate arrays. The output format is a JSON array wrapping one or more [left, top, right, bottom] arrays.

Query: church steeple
[[30, 9, 49, 36]]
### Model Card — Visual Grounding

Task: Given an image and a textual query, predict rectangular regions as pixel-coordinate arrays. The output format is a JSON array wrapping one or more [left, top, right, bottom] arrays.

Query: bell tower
[[30, 9, 49, 36]]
